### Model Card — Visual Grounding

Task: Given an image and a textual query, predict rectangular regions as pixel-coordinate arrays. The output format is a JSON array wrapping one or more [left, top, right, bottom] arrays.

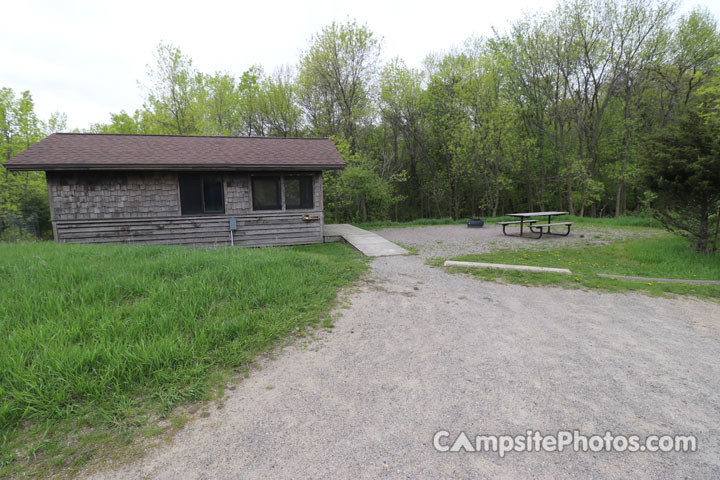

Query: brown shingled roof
[[4, 133, 346, 171]]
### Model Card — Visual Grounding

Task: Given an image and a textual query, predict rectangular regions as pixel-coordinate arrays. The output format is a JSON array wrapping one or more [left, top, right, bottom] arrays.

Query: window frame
[[250, 174, 315, 212], [178, 173, 225, 215], [283, 175, 314, 210], [251, 175, 283, 211]]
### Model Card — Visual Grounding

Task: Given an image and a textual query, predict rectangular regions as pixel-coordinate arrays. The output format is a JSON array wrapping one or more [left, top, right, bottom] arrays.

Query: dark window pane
[[252, 176, 281, 210], [299, 176, 314, 208], [180, 174, 225, 215], [179, 175, 203, 214], [203, 175, 225, 212], [284, 177, 301, 208], [285, 176, 314, 209]]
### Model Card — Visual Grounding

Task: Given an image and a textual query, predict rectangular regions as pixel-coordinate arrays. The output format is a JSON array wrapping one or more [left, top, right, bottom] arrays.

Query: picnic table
[[498, 211, 572, 238]]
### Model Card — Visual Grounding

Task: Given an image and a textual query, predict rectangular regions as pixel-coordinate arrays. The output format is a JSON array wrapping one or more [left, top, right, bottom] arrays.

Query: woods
[[2, 0, 719, 250], [0, 89, 64, 239]]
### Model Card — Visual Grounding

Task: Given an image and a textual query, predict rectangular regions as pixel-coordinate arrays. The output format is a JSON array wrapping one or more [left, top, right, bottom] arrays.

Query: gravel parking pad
[[89, 226, 720, 479], [375, 223, 661, 259]]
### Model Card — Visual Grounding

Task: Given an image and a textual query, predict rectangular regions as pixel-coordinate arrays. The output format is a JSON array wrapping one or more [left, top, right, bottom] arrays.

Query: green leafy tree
[[645, 107, 720, 253], [237, 66, 266, 136], [379, 59, 427, 219], [141, 42, 202, 134], [0, 88, 53, 239], [298, 19, 381, 149], [324, 136, 404, 222], [260, 66, 304, 137], [89, 110, 158, 134], [47, 111, 67, 133], [197, 72, 243, 136]]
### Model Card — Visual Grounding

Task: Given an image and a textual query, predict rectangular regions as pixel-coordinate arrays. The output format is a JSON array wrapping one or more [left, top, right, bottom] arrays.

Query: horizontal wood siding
[[54, 213, 323, 247]]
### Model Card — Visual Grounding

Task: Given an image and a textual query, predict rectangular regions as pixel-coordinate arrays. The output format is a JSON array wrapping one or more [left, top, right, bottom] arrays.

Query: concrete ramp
[[324, 224, 408, 257]]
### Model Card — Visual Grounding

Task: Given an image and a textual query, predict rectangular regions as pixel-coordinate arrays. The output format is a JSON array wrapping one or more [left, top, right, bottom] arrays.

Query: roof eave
[[4, 163, 347, 172]]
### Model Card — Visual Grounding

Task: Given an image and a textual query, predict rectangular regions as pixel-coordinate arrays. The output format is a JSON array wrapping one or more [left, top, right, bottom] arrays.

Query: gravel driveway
[[89, 226, 720, 479], [375, 223, 661, 259]]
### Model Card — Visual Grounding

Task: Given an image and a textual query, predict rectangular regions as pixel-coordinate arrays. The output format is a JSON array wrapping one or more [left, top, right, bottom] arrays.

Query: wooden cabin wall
[[46, 171, 324, 247]]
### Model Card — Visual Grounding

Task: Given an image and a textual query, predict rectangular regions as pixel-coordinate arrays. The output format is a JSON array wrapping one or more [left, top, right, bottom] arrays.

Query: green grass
[[351, 214, 660, 230], [0, 242, 366, 477], [440, 235, 720, 299]]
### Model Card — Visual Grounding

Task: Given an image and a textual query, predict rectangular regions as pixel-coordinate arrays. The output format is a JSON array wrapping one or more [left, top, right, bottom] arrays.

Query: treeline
[[0, 90, 66, 238], [2, 0, 720, 233]]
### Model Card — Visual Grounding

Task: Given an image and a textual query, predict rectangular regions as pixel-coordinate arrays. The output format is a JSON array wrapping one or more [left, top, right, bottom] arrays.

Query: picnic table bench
[[500, 212, 573, 238], [497, 219, 538, 235], [529, 222, 573, 238]]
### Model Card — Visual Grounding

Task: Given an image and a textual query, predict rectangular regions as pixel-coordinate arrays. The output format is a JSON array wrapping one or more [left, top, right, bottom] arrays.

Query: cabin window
[[179, 174, 225, 214], [252, 175, 314, 211], [252, 176, 282, 210], [284, 176, 314, 209]]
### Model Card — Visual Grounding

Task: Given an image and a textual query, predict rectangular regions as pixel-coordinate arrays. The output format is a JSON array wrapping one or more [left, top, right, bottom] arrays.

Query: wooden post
[[46, 172, 58, 241]]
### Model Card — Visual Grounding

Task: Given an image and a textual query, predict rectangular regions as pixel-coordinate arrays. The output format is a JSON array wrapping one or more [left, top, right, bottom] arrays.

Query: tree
[[422, 51, 472, 219], [260, 66, 304, 137], [379, 58, 425, 219], [645, 107, 720, 253], [88, 110, 157, 134], [298, 19, 381, 148], [609, 0, 675, 217], [655, 7, 720, 122], [47, 111, 67, 133], [0, 88, 54, 239], [198, 72, 242, 136], [237, 66, 267, 136], [324, 136, 404, 222], [141, 42, 202, 134]]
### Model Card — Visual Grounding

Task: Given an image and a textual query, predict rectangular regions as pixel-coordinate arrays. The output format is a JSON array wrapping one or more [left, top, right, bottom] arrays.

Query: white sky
[[2, 0, 718, 130]]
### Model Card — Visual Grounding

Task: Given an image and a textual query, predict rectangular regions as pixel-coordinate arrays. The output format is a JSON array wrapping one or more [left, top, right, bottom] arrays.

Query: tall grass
[[0, 242, 365, 472]]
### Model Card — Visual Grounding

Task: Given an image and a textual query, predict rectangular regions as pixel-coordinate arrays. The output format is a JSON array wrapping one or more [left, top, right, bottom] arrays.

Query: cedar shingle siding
[[48, 172, 180, 220], [7, 134, 340, 247]]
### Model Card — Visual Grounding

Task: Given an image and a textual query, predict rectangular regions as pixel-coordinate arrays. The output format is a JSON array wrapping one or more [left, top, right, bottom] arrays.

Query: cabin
[[4, 133, 346, 247]]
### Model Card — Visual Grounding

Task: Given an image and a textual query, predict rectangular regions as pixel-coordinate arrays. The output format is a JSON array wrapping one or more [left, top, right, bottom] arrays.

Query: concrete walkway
[[323, 224, 408, 257]]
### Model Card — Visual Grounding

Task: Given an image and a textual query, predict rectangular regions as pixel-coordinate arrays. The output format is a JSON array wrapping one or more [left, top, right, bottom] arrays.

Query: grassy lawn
[[352, 214, 661, 230], [439, 235, 720, 299], [0, 242, 366, 477]]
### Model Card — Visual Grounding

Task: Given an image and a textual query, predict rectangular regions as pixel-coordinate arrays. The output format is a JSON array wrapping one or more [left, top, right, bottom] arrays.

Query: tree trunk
[[697, 203, 709, 254], [560, 123, 574, 215], [539, 156, 546, 211], [360, 194, 367, 222], [333, 175, 339, 223], [713, 205, 720, 254], [492, 181, 499, 218], [433, 184, 442, 218], [525, 153, 534, 212]]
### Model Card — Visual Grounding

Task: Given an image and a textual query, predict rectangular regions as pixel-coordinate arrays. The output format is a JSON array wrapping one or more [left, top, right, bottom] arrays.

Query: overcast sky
[[2, 0, 718, 130]]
